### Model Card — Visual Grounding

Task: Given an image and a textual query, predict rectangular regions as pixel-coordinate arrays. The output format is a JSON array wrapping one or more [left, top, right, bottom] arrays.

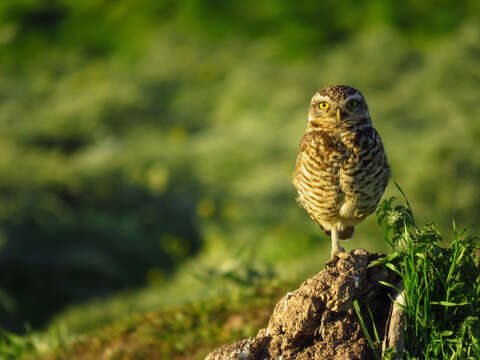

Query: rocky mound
[[205, 249, 401, 360]]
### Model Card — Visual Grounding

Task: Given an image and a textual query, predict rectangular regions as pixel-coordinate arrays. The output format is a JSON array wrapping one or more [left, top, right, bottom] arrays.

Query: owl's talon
[[325, 250, 350, 266], [335, 251, 350, 260]]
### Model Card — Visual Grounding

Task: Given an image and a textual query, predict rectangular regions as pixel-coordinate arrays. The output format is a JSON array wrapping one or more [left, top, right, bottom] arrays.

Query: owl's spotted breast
[[294, 123, 390, 237]]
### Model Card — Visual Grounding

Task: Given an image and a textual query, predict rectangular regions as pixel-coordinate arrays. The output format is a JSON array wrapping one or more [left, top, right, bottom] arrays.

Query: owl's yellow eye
[[347, 100, 359, 109], [318, 102, 330, 110]]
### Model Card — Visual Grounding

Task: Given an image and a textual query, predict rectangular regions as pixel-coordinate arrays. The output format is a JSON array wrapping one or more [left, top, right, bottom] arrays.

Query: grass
[[3, 13, 480, 332], [353, 299, 382, 360], [1, 3, 480, 358], [3, 187, 477, 360], [375, 186, 480, 359], [0, 283, 290, 360]]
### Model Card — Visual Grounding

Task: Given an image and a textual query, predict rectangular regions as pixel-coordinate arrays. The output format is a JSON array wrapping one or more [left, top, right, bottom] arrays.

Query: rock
[[205, 249, 399, 360]]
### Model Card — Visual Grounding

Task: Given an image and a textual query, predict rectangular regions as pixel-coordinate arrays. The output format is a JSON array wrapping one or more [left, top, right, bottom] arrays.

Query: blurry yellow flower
[[197, 198, 215, 218], [146, 165, 169, 193]]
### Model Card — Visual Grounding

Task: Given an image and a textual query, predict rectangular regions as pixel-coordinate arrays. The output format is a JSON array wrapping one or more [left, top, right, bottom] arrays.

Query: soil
[[205, 249, 399, 360]]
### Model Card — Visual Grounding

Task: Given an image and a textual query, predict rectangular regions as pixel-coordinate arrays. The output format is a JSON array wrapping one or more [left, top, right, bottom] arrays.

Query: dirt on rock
[[205, 249, 399, 360]]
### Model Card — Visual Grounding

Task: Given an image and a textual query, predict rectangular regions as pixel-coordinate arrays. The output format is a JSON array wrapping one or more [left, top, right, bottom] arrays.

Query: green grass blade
[[353, 299, 379, 360], [367, 306, 380, 344], [430, 301, 469, 307]]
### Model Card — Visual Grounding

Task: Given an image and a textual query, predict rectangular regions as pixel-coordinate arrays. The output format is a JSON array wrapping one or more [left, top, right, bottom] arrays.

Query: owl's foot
[[325, 248, 350, 266]]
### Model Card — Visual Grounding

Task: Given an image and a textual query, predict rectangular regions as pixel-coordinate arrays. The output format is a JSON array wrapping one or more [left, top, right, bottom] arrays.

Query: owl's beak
[[336, 108, 343, 122]]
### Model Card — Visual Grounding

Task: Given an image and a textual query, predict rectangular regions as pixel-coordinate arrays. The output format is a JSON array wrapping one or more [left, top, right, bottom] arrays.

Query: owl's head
[[308, 85, 371, 130]]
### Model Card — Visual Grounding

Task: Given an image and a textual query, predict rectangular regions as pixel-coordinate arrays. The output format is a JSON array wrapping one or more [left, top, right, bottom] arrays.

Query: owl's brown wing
[[294, 131, 345, 228], [339, 127, 390, 219], [295, 132, 310, 166], [295, 131, 337, 182]]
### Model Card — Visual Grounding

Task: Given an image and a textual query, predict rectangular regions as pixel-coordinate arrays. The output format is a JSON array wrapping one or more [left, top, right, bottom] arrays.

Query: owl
[[293, 85, 390, 261]]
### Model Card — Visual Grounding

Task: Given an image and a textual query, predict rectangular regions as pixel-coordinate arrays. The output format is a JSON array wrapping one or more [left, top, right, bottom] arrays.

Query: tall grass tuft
[[377, 185, 480, 359]]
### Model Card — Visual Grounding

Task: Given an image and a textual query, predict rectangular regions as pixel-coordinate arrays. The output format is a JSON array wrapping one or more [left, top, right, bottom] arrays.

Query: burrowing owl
[[293, 85, 390, 261]]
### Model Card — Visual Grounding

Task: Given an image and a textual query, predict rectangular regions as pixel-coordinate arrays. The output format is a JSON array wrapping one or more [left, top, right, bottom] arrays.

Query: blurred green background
[[0, 0, 479, 335]]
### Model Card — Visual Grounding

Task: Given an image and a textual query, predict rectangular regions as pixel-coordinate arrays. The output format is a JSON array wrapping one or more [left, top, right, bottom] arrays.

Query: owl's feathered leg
[[330, 226, 344, 257], [328, 225, 350, 263]]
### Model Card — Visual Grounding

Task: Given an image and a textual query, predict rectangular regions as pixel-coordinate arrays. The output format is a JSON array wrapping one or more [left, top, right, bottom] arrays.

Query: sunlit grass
[[376, 187, 480, 359], [1, 4, 480, 358], [6, 188, 479, 360]]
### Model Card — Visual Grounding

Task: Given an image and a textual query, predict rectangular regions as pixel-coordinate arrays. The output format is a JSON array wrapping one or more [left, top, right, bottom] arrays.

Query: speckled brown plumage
[[293, 85, 390, 259]]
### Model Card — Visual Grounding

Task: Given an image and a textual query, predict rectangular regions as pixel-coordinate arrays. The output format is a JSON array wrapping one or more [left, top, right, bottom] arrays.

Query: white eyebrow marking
[[345, 94, 363, 102], [341, 93, 364, 106], [311, 94, 331, 102]]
